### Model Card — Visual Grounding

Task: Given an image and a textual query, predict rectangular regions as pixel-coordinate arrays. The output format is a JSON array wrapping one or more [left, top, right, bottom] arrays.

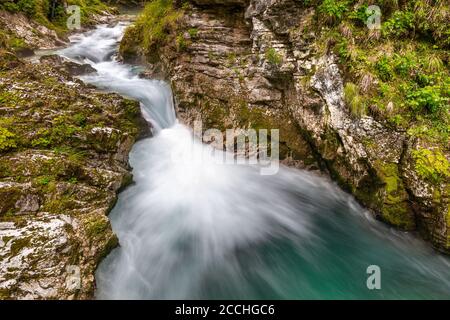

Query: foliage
[[412, 148, 450, 183], [344, 82, 365, 117], [187, 28, 198, 38], [407, 84, 449, 115], [382, 10, 414, 37], [375, 55, 394, 82], [265, 47, 282, 66], [0, 127, 16, 152], [133, 0, 180, 55], [318, 0, 349, 25]]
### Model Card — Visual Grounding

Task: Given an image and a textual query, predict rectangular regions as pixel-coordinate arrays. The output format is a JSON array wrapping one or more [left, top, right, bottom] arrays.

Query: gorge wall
[[0, 5, 148, 299], [121, 0, 450, 253]]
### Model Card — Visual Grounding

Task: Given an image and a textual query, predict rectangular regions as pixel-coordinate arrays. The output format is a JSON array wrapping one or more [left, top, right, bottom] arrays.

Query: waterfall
[[58, 23, 450, 300]]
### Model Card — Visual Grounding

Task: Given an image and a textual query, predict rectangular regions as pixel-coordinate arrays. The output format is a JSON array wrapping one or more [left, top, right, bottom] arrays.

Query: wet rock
[[0, 51, 147, 299], [39, 55, 97, 76], [129, 0, 449, 252]]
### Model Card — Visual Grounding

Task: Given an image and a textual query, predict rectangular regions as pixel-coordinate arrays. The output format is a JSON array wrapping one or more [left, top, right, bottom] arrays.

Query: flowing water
[[59, 23, 450, 300]]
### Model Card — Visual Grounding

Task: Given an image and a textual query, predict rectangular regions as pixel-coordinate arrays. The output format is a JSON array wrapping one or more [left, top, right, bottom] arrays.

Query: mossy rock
[[375, 161, 415, 230]]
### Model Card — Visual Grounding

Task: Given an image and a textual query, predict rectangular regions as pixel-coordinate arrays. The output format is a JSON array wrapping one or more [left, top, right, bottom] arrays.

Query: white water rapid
[[58, 23, 450, 300]]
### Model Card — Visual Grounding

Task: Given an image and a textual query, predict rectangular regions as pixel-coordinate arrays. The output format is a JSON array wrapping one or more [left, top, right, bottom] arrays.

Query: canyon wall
[[121, 0, 450, 253]]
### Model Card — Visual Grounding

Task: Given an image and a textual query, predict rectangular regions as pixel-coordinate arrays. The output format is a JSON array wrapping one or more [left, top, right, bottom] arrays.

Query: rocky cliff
[[0, 4, 149, 298], [120, 0, 450, 252]]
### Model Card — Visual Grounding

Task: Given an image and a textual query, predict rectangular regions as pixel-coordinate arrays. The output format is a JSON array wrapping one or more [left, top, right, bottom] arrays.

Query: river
[[58, 22, 450, 300]]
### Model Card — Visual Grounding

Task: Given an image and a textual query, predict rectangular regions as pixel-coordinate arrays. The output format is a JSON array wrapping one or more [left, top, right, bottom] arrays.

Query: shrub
[[265, 47, 283, 66], [318, 0, 349, 25], [348, 4, 369, 26], [375, 55, 394, 81], [382, 10, 414, 37], [17, 0, 38, 17], [392, 53, 418, 78], [407, 84, 449, 115]]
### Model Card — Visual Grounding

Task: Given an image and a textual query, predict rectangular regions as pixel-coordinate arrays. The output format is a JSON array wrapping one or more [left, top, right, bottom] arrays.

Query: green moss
[[10, 237, 31, 256], [0, 127, 17, 152], [412, 148, 450, 184], [374, 161, 414, 230], [86, 216, 109, 239]]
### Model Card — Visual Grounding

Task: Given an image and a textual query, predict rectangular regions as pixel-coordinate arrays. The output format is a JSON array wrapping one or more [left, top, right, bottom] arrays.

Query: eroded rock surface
[[121, 0, 449, 252], [0, 50, 148, 299]]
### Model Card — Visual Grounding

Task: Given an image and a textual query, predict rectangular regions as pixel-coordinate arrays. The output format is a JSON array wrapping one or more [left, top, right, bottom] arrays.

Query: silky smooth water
[[59, 23, 450, 300]]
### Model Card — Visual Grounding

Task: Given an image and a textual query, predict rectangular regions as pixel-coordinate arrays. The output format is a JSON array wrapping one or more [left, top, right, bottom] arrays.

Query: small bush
[[375, 55, 394, 82], [407, 84, 449, 115], [265, 47, 283, 66], [382, 10, 414, 37], [318, 0, 349, 25]]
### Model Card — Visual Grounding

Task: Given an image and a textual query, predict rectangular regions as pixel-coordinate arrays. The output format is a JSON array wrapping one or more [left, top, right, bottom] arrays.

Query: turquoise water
[[60, 23, 450, 300]]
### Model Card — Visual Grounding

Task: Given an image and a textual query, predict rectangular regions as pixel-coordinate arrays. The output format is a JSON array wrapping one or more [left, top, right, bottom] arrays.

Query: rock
[[0, 51, 147, 299], [0, 11, 67, 50], [126, 0, 449, 252], [39, 55, 97, 76], [15, 194, 40, 214]]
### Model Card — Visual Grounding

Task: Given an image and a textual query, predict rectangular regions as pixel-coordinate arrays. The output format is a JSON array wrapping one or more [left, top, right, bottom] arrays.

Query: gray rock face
[[137, 0, 449, 252]]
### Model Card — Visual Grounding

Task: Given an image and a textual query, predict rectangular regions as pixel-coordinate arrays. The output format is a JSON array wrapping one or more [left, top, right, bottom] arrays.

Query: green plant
[[375, 55, 394, 81], [265, 48, 283, 66], [0, 127, 16, 152], [393, 53, 417, 78], [131, 0, 182, 56], [348, 4, 369, 25], [187, 28, 198, 38], [0, 1, 19, 12], [382, 10, 414, 37], [73, 113, 87, 127], [412, 148, 450, 183], [17, 0, 38, 17], [407, 84, 449, 115], [423, 53, 444, 73], [68, 177, 78, 184], [318, 0, 349, 25], [344, 82, 366, 117], [176, 34, 187, 51], [38, 177, 50, 185]]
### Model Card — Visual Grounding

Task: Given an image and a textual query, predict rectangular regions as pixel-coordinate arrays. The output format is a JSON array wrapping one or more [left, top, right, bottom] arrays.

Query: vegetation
[[343, 82, 365, 116], [0, 0, 110, 35], [305, 0, 449, 150], [412, 148, 450, 183], [265, 47, 283, 66], [119, 0, 183, 60], [0, 127, 17, 152]]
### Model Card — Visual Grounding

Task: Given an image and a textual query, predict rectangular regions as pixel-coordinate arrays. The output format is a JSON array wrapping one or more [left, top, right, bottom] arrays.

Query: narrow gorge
[[0, 0, 449, 300]]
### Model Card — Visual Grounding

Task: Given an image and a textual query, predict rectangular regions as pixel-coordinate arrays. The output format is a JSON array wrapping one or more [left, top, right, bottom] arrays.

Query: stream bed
[[58, 22, 450, 300]]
